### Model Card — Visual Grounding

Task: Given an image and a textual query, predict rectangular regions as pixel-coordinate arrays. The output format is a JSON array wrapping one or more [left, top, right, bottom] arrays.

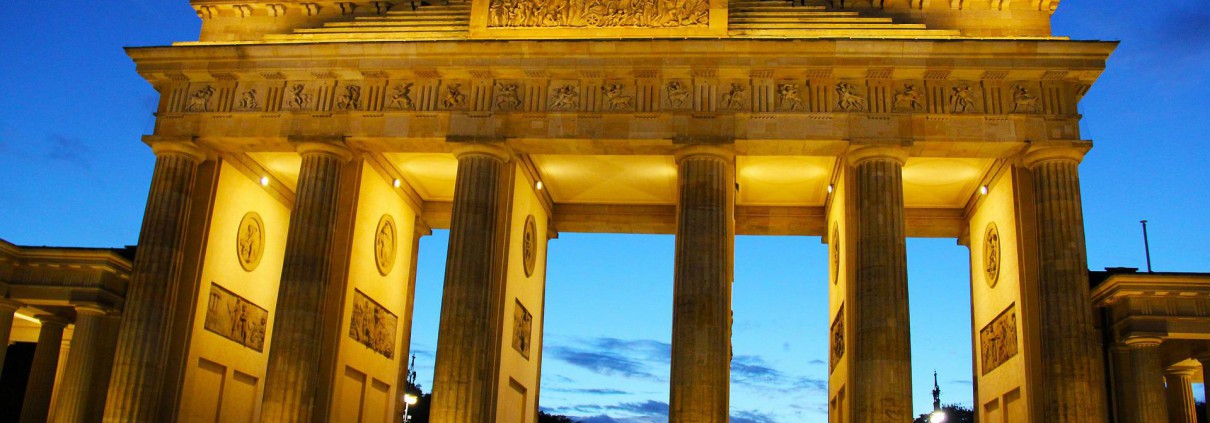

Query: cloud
[[548, 387, 629, 396], [611, 400, 668, 415], [589, 338, 673, 363], [730, 354, 828, 395], [949, 379, 973, 385], [548, 346, 661, 380], [807, 359, 825, 365], [45, 134, 93, 169], [731, 409, 778, 423]]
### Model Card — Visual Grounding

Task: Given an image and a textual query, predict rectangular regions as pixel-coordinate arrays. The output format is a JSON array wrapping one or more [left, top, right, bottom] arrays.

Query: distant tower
[[932, 370, 942, 412]]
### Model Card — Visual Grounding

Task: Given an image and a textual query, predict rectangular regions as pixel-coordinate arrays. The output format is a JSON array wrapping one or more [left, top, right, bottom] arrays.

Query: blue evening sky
[[1, 1, 1207, 422]]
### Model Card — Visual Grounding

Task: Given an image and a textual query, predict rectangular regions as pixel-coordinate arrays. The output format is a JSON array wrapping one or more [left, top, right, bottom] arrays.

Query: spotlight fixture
[[980, 185, 989, 195], [393, 179, 402, 188], [260, 176, 270, 187]]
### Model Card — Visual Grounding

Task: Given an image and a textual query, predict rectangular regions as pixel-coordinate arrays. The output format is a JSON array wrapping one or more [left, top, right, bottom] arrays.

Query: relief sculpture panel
[[349, 289, 399, 359], [980, 303, 1018, 375], [204, 283, 269, 352], [487, 0, 709, 28], [829, 305, 844, 374]]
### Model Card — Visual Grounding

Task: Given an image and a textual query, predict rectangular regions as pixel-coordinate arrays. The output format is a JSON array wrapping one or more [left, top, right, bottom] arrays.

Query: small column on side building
[[103, 140, 206, 421], [430, 144, 512, 423], [1199, 356, 1210, 423], [19, 314, 69, 423], [51, 304, 111, 423], [0, 298, 22, 380], [669, 146, 735, 423], [261, 141, 353, 422], [1164, 367, 1197, 423], [1109, 343, 1135, 422], [1023, 143, 1108, 422], [847, 146, 913, 421], [1123, 337, 1168, 423]]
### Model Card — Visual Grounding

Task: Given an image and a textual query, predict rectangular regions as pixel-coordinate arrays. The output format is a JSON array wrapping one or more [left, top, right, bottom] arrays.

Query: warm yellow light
[[404, 394, 418, 405], [13, 312, 39, 324], [393, 179, 402, 188], [827, 184, 834, 194], [260, 176, 270, 187], [929, 410, 947, 423], [980, 185, 989, 195], [535, 181, 543, 190]]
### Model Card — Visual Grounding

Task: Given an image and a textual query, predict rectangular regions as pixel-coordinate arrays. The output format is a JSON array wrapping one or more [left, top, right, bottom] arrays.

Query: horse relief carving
[[602, 83, 633, 111], [892, 84, 925, 112], [237, 88, 259, 111], [721, 83, 747, 110], [442, 83, 468, 110], [336, 85, 362, 110], [186, 85, 216, 112], [777, 83, 804, 111], [836, 82, 867, 112], [495, 83, 523, 111], [287, 84, 312, 110], [1010, 84, 1039, 113], [549, 84, 580, 111], [666, 81, 692, 109], [388, 83, 416, 110], [949, 84, 978, 113]]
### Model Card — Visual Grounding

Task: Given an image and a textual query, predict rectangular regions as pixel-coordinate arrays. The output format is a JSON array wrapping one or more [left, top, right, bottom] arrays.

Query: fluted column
[[1024, 144, 1108, 422], [1110, 343, 1135, 422], [1164, 367, 1197, 423], [430, 144, 512, 423], [104, 141, 205, 422], [51, 305, 109, 423], [848, 146, 912, 422], [1124, 337, 1168, 423], [0, 298, 21, 380], [1198, 357, 1210, 423], [261, 142, 352, 423], [20, 315, 69, 423], [669, 146, 734, 423]]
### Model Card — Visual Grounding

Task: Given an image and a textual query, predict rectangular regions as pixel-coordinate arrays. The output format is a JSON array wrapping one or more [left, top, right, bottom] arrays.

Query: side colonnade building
[[0, 0, 1198, 422]]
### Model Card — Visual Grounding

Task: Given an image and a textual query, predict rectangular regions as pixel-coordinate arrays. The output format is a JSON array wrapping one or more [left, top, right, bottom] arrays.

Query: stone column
[[669, 146, 734, 423], [1198, 357, 1210, 423], [1109, 343, 1135, 422], [0, 298, 21, 380], [20, 315, 69, 423], [261, 142, 352, 423], [104, 140, 205, 421], [1124, 337, 1168, 423], [51, 305, 110, 423], [430, 144, 511, 423], [848, 146, 912, 422], [1164, 367, 1197, 423], [1023, 144, 1108, 422]]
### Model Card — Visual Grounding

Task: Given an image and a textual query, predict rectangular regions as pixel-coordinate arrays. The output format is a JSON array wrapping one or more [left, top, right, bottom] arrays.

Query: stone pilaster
[[1109, 343, 1135, 422], [669, 146, 734, 423], [430, 144, 512, 423], [104, 140, 205, 422], [1023, 144, 1107, 422], [1164, 367, 1197, 423], [0, 298, 21, 380], [1199, 357, 1210, 423], [20, 315, 69, 423], [261, 141, 353, 423], [51, 305, 110, 423], [1123, 337, 1167, 423], [847, 146, 912, 422]]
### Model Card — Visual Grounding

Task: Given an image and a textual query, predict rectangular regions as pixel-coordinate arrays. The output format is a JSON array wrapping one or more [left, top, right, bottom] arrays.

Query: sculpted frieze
[[980, 303, 1018, 375], [387, 81, 417, 111], [829, 305, 844, 374], [349, 289, 398, 358], [487, 0, 709, 29], [549, 81, 581, 111], [1010, 83, 1040, 114], [205, 283, 269, 352], [835, 82, 867, 112], [948, 82, 981, 113], [892, 83, 925, 112], [494, 81, 524, 111], [777, 83, 804, 111], [664, 80, 693, 110]]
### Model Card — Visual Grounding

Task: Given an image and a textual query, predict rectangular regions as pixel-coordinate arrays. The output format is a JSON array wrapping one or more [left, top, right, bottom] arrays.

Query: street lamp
[[402, 394, 418, 422], [929, 409, 947, 423]]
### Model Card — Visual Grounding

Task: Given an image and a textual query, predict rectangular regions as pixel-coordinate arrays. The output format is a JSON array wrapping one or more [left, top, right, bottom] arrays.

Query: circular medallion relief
[[375, 214, 397, 276], [236, 212, 265, 272], [830, 224, 840, 285], [984, 222, 1001, 288], [522, 215, 538, 277]]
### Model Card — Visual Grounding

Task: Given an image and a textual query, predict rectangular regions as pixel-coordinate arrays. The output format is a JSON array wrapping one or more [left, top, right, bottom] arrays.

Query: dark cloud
[[949, 379, 973, 385], [610, 400, 669, 415], [548, 387, 630, 395], [548, 346, 661, 380], [731, 409, 778, 423], [730, 354, 828, 395], [806, 359, 825, 366], [45, 134, 93, 169], [578, 415, 622, 423], [589, 338, 673, 363]]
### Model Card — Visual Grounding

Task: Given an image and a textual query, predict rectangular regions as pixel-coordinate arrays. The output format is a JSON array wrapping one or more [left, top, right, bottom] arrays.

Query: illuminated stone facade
[[1, 0, 1185, 422]]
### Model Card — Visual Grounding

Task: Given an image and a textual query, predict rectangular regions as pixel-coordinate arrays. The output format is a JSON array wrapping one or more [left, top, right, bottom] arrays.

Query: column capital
[[1165, 366, 1198, 377], [293, 137, 354, 161], [71, 302, 111, 317], [674, 144, 735, 164], [146, 137, 207, 163], [452, 142, 513, 162], [35, 314, 70, 329], [846, 145, 908, 166], [1124, 336, 1164, 348], [1021, 141, 1092, 168]]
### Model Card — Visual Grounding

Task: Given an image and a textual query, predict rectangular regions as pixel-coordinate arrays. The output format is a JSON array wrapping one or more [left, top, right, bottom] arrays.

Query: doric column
[[847, 146, 912, 422], [51, 304, 110, 423], [104, 140, 205, 421], [669, 146, 734, 423], [0, 298, 21, 380], [1164, 367, 1197, 423], [1199, 356, 1210, 423], [261, 141, 353, 423], [1023, 144, 1108, 422], [1123, 337, 1167, 423], [430, 144, 512, 423], [1109, 343, 1135, 422], [20, 315, 69, 423]]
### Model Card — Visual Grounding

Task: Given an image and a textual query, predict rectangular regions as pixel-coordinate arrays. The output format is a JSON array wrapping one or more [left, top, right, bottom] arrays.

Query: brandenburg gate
[[4, 0, 1125, 421]]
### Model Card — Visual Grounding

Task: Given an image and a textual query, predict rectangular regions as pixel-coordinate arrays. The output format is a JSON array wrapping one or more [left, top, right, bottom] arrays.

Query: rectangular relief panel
[[204, 282, 269, 352], [829, 305, 845, 374], [980, 303, 1019, 375], [512, 299, 534, 360], [471, 0, 727, 38], [349, 289, 399, 359]]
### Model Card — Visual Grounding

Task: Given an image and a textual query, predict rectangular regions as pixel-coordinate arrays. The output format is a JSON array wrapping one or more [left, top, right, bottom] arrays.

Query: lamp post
[[402, 394, 417, 422]]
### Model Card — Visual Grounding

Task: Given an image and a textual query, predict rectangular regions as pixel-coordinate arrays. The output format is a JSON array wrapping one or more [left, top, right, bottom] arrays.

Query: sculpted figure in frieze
[[949, 83, 979, 113], [287, 84, 312, 111], [186, 85, 216, 112], [237, 88, 259, 111], [665, 80, 692, 109], [495, 82, 523, 111], [836, 82, 867, 112], [442, 83, 468, 110], [777, 83, 804, 111], [487, 0, 709, 28], [388, 83, 416, 110], [1010, 84, 1039, 113], [336, 85, 362, 110], [721, 83, 747, 110], [602, 83, 633, 111], [549, 84, 581, 111], [892, 83, 924, 112]]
